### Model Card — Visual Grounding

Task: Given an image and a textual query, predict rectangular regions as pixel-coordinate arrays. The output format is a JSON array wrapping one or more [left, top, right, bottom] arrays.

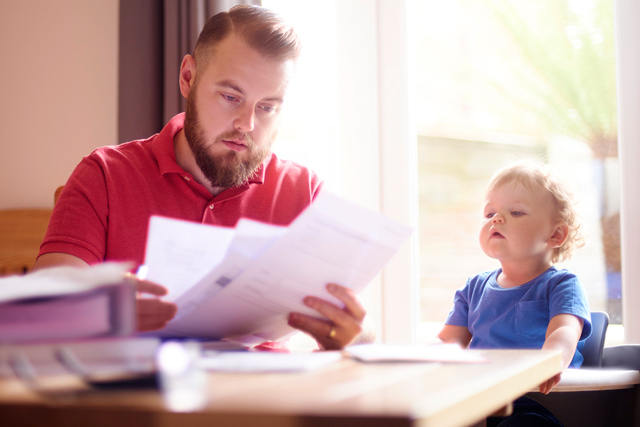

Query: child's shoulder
[[544, 266, 580, 283], [537, 266, 583, 294]]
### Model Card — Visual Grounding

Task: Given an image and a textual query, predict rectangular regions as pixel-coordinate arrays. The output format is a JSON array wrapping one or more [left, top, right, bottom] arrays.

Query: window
[[263, 0, 638, 345]]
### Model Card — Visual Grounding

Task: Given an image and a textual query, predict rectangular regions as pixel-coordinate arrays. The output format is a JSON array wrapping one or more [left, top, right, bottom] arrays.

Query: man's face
[[183, 33, 294, 188]]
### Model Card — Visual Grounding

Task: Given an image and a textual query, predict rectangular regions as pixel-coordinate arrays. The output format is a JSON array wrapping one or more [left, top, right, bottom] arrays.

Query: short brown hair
[[193, 5, 301, 66], [486, 160, 586, 263]]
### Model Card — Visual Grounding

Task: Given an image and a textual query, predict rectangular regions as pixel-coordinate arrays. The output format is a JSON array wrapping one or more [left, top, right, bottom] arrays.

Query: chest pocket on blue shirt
[[515, 300, 549, 341]]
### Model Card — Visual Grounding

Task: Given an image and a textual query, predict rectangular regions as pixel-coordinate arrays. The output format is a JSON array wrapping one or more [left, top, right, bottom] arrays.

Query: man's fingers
[[288, 283, 367, 350], [326, 283, 366, 321], [136, 298, 177, 332], [135, 279, 170, 296], [287, 312, 346, 350], [125, 274, 174, 331], [302, 284, 366, 329]]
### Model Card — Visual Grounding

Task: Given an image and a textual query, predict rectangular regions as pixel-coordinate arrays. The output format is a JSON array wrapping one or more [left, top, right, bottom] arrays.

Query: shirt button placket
[[203, 203, 215, 224]]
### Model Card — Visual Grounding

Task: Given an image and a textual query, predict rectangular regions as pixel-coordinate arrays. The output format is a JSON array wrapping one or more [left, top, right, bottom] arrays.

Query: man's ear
[[179, 55, 197, 98], [549, 222, 569, 248]]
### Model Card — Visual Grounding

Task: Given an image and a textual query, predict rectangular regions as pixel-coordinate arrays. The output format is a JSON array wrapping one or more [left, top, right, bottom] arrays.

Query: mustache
[[217, 131, 255, 148]]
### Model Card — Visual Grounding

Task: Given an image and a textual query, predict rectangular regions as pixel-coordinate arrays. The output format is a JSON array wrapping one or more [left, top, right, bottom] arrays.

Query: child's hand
[[436, 324, 472, 348], [539, 372, 562, 394]]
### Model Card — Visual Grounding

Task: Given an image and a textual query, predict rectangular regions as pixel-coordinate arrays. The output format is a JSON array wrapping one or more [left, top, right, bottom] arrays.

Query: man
[[33, 5, 367, 350]]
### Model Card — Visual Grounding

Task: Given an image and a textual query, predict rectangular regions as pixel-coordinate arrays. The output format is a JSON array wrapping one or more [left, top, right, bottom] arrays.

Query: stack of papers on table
[[142, 192, 413, 345], [0, 263, 136, 343], [345, 343, 488, 364]]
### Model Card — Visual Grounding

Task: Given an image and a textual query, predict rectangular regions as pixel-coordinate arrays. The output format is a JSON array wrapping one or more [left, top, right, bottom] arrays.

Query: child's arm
[[538, 313, 585, 394], [437, 325, 473, 348]]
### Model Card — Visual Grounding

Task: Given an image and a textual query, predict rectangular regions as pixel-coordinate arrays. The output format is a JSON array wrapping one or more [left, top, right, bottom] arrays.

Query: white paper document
[[198, 350, 343, 373], [143, 192, 413, 344], [345, 343, 488, 364], [143, 216, 235, 302]]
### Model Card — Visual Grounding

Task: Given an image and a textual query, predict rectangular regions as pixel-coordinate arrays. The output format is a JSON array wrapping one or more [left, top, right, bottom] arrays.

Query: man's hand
[[133, 279, 178, 332], [34, 254, 177, 332], [287, 283, 367, 350]]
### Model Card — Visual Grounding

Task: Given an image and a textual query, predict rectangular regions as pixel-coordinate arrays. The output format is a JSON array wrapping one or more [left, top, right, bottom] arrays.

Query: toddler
[[438, 161, 592, 426]]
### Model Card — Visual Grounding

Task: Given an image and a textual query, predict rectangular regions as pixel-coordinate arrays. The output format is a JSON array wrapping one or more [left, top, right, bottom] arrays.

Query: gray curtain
[[118, 0, 260, 144]]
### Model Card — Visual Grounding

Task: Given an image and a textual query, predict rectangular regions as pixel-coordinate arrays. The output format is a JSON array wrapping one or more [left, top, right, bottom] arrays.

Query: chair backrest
[[581, 311, 610, 367], [602, 344, 640, 371], [0, 186, 60, 276], [0, 208, 53, 276], [54, 185, 64, 205]]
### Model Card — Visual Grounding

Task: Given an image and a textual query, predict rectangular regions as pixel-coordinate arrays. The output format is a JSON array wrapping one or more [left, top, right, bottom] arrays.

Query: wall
[[0, 0, 119, 209]]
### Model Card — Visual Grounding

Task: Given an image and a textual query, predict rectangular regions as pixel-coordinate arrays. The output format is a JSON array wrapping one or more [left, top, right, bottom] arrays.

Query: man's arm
[[32, 253, 177, 332], [32, 252, 89, 270]]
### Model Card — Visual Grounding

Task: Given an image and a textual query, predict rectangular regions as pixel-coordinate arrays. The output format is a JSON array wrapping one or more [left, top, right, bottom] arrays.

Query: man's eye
[[223, 94, 238, 102], [259, 104, 275, 113]]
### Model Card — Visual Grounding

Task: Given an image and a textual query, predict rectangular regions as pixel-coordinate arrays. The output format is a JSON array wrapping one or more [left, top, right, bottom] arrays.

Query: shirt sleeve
[[548, 270, 592, 341], [39, 153, 109, 265], [444, 278, 471, 327]]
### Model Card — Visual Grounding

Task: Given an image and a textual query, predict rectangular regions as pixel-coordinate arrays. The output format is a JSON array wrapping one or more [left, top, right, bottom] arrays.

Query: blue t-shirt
[[445, 266, 592, 368]]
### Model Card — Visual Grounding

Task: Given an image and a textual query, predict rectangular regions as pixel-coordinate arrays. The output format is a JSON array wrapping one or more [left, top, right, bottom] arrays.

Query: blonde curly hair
[[485, 160, 586, 264]]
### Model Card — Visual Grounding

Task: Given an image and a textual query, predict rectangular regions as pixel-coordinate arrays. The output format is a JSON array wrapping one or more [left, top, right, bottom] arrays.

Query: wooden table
[[0, 349, 562, 427]]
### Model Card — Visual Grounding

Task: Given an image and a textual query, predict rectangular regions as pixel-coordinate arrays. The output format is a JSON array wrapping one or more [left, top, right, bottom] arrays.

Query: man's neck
[[210, 186, 226, 196]]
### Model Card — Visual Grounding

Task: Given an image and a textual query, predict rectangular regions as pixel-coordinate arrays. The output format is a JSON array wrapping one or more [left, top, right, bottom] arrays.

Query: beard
[[183, 89, 275, 189]]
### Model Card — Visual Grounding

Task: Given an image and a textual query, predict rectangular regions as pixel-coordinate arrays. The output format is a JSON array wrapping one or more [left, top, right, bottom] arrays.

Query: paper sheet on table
[[345, 343, 488, 364], [156, 192, 412, 344], [198, 350, 343, 372], [143, 216, 235, 301]]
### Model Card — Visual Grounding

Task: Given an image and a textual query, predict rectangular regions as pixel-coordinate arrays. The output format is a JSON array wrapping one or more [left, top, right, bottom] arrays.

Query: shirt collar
[[153, 113, 186, 176]]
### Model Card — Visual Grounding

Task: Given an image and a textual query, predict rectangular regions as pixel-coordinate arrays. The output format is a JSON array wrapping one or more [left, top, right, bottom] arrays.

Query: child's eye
[[485, 212, 495, 219], [511, 211, 525, 217]]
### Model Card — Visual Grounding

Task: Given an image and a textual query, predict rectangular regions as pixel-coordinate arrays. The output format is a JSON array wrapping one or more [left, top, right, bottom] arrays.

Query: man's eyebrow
[[217, 80, 244, 95]]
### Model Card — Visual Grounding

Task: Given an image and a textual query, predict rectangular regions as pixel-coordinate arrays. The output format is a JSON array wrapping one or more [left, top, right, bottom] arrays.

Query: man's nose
[[234, 105, 255, 132]]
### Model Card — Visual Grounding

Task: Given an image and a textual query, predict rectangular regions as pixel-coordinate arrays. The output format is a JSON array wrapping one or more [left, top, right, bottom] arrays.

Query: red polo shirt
[[40, 113, 323, 268]]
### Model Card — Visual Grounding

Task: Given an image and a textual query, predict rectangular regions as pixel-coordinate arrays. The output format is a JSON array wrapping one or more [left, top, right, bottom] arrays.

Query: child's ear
[[549, 222, 569, 248]]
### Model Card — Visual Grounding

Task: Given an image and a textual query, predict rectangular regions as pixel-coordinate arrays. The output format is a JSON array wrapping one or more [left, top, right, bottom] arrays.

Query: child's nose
[[492, 213, 504, 223]]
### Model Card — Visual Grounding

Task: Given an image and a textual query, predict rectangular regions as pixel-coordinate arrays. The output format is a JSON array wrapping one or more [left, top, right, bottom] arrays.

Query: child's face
[[479, 180, 558, 265]]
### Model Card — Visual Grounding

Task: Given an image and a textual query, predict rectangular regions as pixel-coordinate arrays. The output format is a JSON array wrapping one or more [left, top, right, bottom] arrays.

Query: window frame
[[615, 0, 640, 343]]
